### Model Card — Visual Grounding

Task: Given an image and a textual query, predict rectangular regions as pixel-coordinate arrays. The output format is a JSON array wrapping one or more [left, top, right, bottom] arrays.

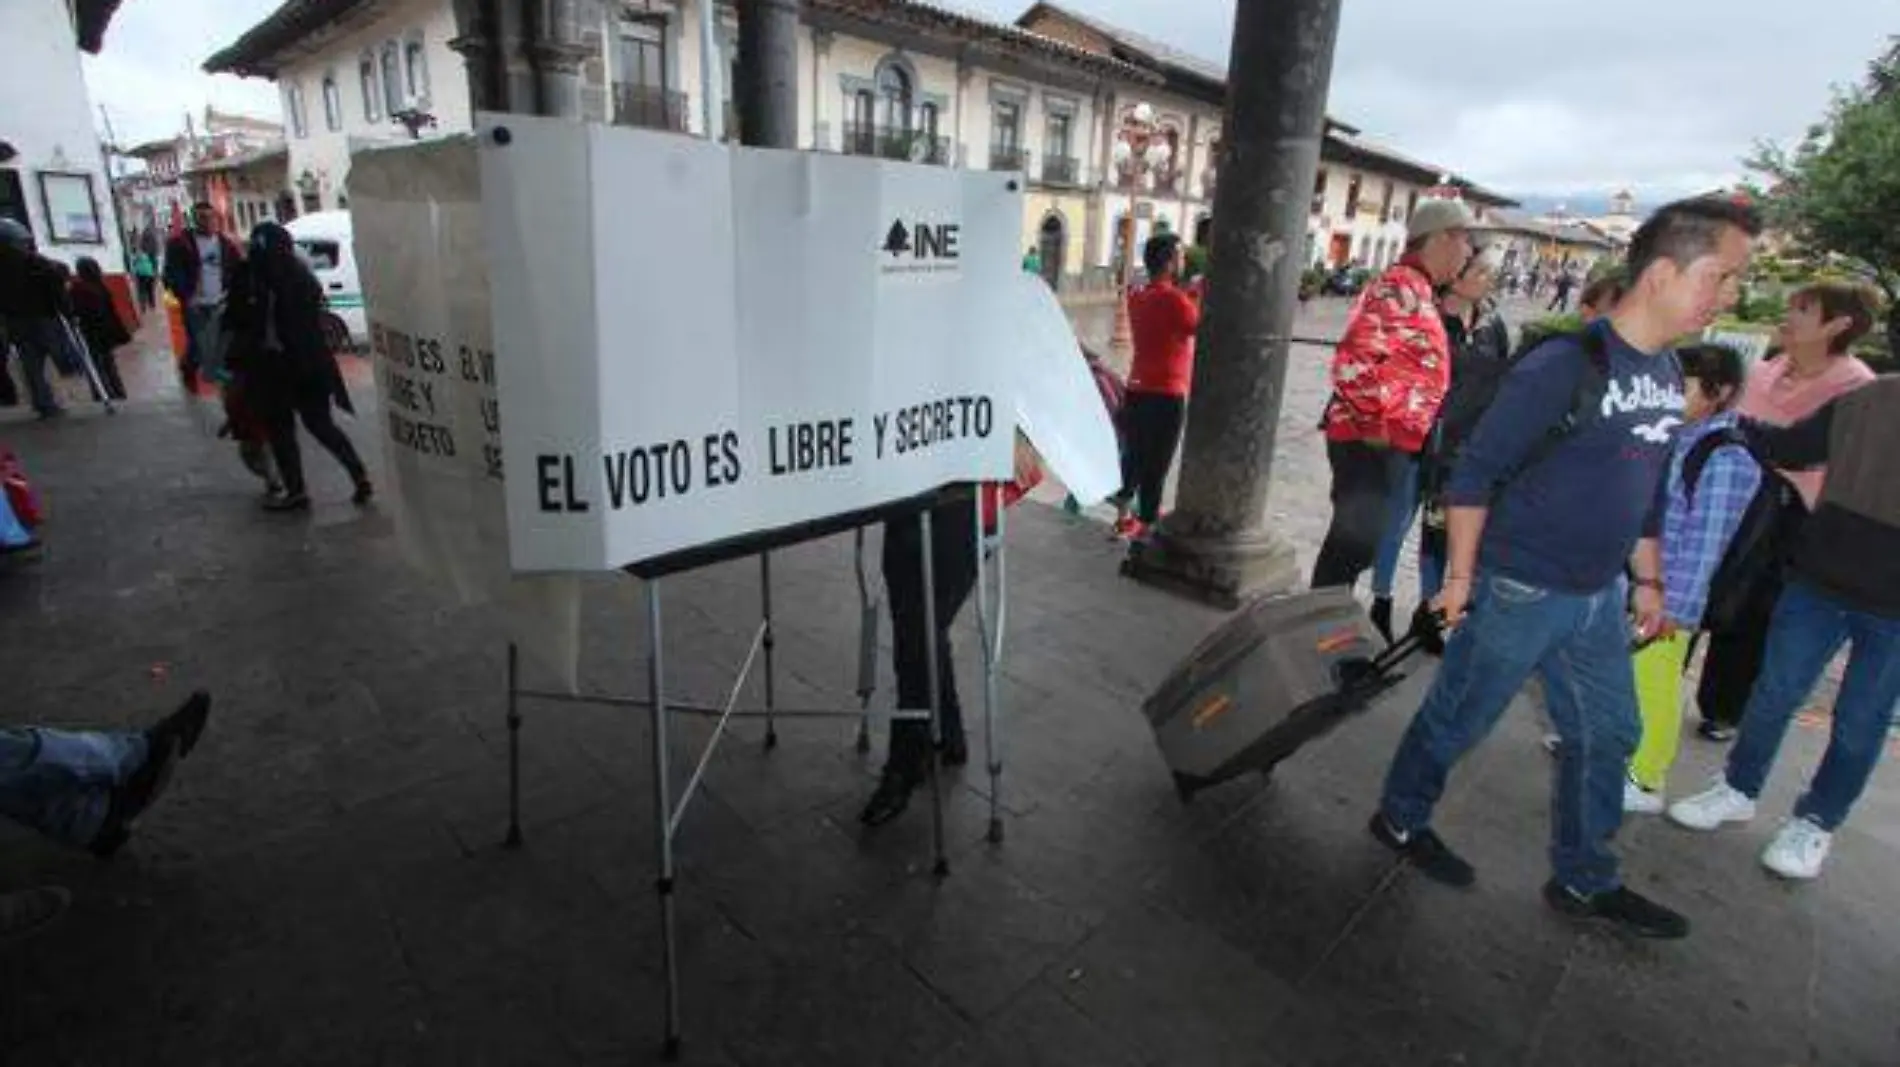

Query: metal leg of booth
[[853, 530, 876, 755], [504, 642, 524, 849], [919, 509, 950, 879], [760, 552, 779, 751], [647, 582, 684, 1061], [974, 492, 1007, 845]]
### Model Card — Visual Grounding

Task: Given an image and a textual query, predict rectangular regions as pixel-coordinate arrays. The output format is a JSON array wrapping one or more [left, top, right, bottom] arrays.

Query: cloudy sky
[[86, 0, 1891, 205]]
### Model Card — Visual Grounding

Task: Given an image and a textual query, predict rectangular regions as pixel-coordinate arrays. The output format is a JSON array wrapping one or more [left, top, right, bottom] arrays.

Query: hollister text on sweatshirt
[[1446, 323, 1686, 593]]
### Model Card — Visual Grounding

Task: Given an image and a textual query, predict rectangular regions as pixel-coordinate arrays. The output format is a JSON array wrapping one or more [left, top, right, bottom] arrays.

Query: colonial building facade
[[206, 0, 1515, 288]]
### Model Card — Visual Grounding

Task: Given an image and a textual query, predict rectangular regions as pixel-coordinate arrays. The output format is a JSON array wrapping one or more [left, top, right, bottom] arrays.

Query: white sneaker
[[1623, 778, 1665, 815], [1761, 818, 1832, 880], [1666, 779, 1757, 831]]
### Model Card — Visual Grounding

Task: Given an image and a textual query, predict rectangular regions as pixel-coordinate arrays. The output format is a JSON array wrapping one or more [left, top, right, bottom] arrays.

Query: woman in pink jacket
[[1694, 280, 1879, 741]]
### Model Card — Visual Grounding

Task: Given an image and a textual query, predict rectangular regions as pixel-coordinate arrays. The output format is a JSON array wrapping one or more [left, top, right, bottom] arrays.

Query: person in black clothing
[[0, 218, 72, 418], [68, 257, 130, 401], [230, 222, 371, 511]]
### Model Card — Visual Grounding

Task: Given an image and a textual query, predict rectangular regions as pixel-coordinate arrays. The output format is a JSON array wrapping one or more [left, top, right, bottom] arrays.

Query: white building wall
[[1, 0, 126, 273], [274, 0, 469, 211]]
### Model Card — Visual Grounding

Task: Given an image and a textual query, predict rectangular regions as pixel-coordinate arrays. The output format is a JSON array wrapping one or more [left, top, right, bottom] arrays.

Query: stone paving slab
[[1, 322, 1896, 1066]]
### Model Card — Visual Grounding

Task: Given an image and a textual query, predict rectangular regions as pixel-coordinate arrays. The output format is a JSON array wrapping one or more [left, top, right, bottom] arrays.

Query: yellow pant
[[1629, 632, 1693, 791]]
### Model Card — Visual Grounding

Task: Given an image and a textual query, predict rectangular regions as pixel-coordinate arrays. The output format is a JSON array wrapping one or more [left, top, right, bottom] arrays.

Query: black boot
[[859, 769, 917, 827], [1370, 596, 1395, 645]]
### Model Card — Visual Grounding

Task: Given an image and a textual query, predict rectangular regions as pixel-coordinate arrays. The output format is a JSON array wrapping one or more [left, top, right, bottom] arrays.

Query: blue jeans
[[1724, 580, 1900, 831], [1381, 572, 1639, 894], [1371, 458, 1419, 599], [0, 726, 147, 848], [185, 304, 224, 381]]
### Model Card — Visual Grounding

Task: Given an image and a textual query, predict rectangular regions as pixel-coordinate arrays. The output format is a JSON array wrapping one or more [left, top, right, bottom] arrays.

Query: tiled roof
[[812, 0, 1159, 84], [1019, 1, 1225, 85], [1484, 208, 1619, 248], [184, 143, 290, 176], [203, 0, 376, 77]]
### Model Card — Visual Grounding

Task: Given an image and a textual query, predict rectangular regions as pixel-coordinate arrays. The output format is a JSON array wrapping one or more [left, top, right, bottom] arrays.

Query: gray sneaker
[[0, 886, 72, 947]]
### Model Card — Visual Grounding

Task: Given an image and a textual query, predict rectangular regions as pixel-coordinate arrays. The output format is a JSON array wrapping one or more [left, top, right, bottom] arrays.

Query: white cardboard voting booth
[[349, 114, 1114, 1059]]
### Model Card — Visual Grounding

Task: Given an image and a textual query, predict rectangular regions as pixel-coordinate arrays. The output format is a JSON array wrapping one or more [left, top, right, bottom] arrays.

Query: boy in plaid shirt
[[1625, 344, 1754, 813]]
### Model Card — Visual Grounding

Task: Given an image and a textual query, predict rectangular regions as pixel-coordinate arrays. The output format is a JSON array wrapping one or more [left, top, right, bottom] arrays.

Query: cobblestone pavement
[[1, 311, 1895, 1066]]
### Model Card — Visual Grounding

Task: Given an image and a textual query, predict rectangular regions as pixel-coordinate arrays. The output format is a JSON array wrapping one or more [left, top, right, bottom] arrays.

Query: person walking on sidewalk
[[0, 218, 73, 419], [1374, 245, 1511, 643], [163, 202, 244, 392], [1667, 375, 1900, 880], [233, 222, 371, 511], [1624, 343, 1754, 815], [1369, 195, 1760, 939], [1691, 281, 1877, 742], [1109, 233, 1200, 540], [1312, 198, 1473, 591], [68, 257, 130, 401], [131, 246, 158, 312]]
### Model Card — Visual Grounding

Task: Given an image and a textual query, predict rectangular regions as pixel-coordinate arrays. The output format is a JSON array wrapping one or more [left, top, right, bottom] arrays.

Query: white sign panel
[[480, 115, 1019, 573], [349, 138, 583, 687]]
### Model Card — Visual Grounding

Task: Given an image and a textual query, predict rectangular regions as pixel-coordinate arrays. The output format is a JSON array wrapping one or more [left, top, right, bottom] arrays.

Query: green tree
[[1748, 37, 1900, 358]]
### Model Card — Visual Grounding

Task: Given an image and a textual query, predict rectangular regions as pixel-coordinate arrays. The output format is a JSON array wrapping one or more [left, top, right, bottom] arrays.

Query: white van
[[285, 211, 367, 351]]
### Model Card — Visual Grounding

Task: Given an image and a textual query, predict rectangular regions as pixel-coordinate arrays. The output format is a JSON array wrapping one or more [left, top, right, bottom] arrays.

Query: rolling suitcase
[[1144, 586, 1433, 800]]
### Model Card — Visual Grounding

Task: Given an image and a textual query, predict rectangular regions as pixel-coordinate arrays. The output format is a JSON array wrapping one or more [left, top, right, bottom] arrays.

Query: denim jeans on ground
[[1372, 457, 1421, 599], [1724, 580, 1900, 831], [1380, 572, 1639, 894], [0, 726, 147, 848]]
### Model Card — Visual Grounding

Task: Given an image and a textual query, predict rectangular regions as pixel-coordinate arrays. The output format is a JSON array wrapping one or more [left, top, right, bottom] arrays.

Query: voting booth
[[348, 115, 1117, 1059]]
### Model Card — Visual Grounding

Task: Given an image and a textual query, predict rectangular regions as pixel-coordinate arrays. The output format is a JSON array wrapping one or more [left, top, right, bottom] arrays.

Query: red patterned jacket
[[1320, 258, 1452, 454]]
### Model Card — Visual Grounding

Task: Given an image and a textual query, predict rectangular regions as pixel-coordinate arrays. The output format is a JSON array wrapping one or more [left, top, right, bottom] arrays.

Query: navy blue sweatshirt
[[1445, 323, 1684, 593]]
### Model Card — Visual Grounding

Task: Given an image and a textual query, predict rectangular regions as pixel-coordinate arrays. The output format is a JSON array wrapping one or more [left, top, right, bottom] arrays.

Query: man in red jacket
[[1312, 198, 1475, 589], [1111, 232, 1201, 539]]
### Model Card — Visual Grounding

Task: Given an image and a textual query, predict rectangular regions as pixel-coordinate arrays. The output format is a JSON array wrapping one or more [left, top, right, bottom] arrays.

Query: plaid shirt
[[1662, 411, 1762, 627]]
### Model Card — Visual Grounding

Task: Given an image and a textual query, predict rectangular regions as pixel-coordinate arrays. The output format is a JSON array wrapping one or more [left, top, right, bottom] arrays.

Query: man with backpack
[[1667, 374, 1900, 880], [1369, 196, 1760, 939]]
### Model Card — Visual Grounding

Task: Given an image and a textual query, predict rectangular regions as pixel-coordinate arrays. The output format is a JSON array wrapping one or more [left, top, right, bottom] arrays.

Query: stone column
[[736, 0, 801, 149], [1122, 0, 1343, 608], [811, 29, 833, 149]]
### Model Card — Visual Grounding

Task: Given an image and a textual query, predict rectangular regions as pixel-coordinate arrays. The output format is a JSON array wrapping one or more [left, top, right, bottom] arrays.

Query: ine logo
[[879, 218, 961, 277]]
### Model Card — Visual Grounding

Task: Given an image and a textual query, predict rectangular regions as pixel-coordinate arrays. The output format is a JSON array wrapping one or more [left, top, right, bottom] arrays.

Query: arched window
[[321, 69, 343, 131], [876, 63, 912, 132], [381, 41, 403, 116], [359, 53, 381, 122], [403, 34, 430, 103]]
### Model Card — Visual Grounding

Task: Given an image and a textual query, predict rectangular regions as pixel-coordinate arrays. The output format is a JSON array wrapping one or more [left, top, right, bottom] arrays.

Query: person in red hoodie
[[1110, 232, 1201, 539], [1312, 198, 1475, 590]]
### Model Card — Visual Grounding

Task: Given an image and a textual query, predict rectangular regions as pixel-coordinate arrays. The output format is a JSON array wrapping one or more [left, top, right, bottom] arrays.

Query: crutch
[[852, 527, 882, 754], [56, 314, 116, 415]]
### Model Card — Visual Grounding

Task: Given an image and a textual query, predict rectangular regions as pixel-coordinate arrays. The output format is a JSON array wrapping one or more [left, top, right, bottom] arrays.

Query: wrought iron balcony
[[612, 84, 688, 132], [840, 123, 951, 164], [1040, 155, 1080, 186], [990, 145, 1028, 173]]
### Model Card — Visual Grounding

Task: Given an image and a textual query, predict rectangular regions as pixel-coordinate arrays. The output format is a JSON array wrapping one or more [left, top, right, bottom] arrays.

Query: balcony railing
[[612, 84, 688, 132], [841, 123, 951, 165], [989, 145, 1027, 173], [1040, 155, 1079, 186]]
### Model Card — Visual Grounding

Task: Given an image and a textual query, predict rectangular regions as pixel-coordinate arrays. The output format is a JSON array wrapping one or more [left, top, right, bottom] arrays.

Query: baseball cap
[[1406, 198, 1477, 242]]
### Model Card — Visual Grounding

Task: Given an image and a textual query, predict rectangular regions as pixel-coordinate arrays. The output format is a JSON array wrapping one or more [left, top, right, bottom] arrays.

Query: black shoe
[[1369, 596, 1395, 645], [263, 492, 310, 512], [938, 735, 969, 767], [1542, 880, 1689, 940], [149, 691, 212, 759], [1368, 813, 1476, 887], [351, 479, 374, 506], [1696, 721, 1737, 743], [859, 770, 916, 827], [90, 734, 183, 858]]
